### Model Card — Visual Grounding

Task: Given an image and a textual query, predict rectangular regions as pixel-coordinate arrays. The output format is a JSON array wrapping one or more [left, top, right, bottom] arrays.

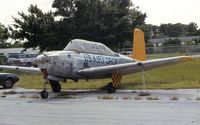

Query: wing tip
[[182, 56, 193, 61]]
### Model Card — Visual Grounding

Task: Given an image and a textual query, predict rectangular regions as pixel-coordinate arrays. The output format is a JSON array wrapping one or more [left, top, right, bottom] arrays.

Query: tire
[[49, 80, 61, 93], [41, 90, 48, 99], [3, 78, 14, 89], [107, 82, 116, 93]]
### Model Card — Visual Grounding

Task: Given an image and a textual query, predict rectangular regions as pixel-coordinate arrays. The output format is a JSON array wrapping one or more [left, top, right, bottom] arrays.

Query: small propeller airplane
[[0, 28, 193, 98]]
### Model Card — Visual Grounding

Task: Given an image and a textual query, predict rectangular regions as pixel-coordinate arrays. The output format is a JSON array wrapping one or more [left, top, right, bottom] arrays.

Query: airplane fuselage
[[37, 51, 134, 82]]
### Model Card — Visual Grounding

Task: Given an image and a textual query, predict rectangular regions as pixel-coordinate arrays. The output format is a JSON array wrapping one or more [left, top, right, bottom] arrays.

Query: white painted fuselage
[[37, 50, 134, 82]]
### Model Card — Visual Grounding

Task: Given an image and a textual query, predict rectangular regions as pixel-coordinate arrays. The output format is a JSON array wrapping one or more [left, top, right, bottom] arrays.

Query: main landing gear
[[106, 82, 116, 93], [49, 80, 61, 93], [40, 80, 61, 99]]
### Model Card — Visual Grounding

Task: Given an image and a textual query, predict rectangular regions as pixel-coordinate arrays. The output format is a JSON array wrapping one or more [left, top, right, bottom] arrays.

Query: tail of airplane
[[128, 28, 146, 61]]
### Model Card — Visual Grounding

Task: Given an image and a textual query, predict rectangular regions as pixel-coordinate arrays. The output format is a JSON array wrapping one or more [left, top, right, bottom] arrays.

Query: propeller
[[35, 52, 50, 79], [35, 47, 51, 64]]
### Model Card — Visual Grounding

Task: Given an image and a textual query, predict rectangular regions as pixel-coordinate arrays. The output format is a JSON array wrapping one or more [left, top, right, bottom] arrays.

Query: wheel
[[3, 78, 14, 89], [41, 90, 49, 99], [107, 82, 116, 93], [49, 80, 61, 93]]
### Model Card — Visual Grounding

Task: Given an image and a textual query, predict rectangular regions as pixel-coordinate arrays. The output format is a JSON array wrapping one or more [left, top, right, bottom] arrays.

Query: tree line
[[0, 0, 200, 51], [139, 22, 200, 40]]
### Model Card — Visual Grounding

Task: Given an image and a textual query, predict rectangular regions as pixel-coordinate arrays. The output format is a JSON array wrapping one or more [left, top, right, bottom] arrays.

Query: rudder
[[132, 28, 146, 61]]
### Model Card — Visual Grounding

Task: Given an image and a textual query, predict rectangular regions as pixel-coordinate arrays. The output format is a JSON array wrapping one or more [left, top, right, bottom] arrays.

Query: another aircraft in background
[[0, 28, 193, 98]]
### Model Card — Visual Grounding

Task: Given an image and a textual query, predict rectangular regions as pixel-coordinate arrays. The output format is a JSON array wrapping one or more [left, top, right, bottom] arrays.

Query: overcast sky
[[0, 0, 53, 26], [0, 0, 200, 27], [133, 0, 200, 26]]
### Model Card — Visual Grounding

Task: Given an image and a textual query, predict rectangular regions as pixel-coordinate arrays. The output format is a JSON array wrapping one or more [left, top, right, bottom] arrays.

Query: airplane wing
[[0, 65, 42, 74], [77, 56, 193, 77]]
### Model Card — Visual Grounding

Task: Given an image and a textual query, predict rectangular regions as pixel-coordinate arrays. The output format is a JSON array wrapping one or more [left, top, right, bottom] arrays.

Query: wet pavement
[[0, 88, 200, 125]]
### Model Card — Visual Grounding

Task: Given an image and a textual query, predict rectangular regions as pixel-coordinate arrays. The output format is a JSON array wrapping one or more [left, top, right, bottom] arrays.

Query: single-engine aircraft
[[0, 28, 193, 98]]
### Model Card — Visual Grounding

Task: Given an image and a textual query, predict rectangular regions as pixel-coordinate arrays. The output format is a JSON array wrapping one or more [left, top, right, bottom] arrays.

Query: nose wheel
[[41, 90, 49, 99]]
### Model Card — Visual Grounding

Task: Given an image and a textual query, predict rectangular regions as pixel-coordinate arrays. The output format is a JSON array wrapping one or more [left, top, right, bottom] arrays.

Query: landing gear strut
[[40, 79, 61, 99], [41, 79, 49, 99]]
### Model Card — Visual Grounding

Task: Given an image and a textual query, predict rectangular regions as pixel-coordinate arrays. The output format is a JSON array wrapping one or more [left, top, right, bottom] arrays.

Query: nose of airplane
[[36, 54, 47, 63]]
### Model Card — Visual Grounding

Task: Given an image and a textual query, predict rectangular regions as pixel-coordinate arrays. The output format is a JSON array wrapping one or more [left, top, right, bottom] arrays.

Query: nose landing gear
[[41, 79, 49, 99]]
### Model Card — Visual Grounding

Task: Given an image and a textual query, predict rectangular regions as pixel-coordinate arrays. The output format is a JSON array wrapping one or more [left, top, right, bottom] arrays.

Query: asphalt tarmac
[[0, 88, 200, 125]]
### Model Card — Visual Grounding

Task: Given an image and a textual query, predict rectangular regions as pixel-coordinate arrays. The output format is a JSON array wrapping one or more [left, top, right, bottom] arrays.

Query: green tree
[[52, 0, 76, 18], [193, 38, 200, 45], [158, 22, 200, 38], [163, 38, 181, 46], [187, 22, 198, 36], [11, 1, 146, 51], [0, 23, 9, 48], [137, 24, 159, 41], [11, 5, 57, 52], [52, 0, 146, 50], [159, 23, 188, 37]]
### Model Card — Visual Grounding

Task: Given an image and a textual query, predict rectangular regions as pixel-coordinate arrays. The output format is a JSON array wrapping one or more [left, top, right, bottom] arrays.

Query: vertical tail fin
[[132, 28, 146, 61]]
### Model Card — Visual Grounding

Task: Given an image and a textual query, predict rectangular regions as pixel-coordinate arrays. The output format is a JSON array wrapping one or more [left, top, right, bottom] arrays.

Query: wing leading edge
[[0, 65, 41, 74], [77, 56, 192, 77]]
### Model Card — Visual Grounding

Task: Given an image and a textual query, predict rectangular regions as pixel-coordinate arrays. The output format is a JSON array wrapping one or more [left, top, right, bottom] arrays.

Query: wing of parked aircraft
[[0, 65, 41, 74], [77, 56, 192, 77]]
